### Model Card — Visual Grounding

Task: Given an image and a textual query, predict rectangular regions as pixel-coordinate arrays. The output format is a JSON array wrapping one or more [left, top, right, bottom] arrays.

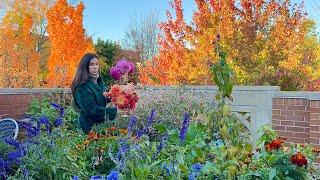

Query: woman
[[71, 53, 117, 133]]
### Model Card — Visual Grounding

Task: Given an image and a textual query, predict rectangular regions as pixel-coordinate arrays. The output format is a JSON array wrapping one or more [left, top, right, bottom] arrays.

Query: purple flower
[[189, 172, 196, 180], [50, 103, 65, 117], [157, 134, 168, 152], [163, 163, 170, 175], [107, 170, 119, 180], [0, 158, 8, 175], [90, 175, 104, 180], [20, 122, 40, 138], [179, 112, 190, 143], [72, 176, 80, 180], [8, 150, 25, 164], [22, 167, 28, 179], [127, 115, 137, 134], [54, 117, 63, 127], [38, 116, 50, 134], [136, 129, 144, 138], [4, 138, 21, 149], [147, 109, 157, 126], [110, 67, 121, 80], [163, 162, 174, 175], [191, 163, 202, 173], [153, 133, 168, 159], [115, 59, 135, 74]]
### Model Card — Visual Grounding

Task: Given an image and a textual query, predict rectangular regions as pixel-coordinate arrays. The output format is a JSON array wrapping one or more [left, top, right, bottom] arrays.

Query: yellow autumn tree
[[0, 0, 51, 87], [139, 0, 320, 90], [46, 0, 94, 87]]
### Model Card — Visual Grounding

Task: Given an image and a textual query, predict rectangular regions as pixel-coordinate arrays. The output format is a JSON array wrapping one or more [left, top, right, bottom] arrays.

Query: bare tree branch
[[123, 10, 159, 62]]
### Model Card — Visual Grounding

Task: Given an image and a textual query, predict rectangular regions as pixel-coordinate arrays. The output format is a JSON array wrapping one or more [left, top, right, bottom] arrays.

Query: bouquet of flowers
[[104, 83, 139, 111], [106, 59, 138, 116]]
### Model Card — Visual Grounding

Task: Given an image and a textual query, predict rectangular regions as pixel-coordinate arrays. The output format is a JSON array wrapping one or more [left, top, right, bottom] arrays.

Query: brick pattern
[[0, 93, 73, 120], [272, 98, 310, 144], [0, 94, 42, 119], [310, 100, 320, 148]]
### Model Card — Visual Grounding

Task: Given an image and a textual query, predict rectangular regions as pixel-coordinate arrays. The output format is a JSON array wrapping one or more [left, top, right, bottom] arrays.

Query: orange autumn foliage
[[139, 0, 320, 90], [46, 0, 94, 87], [0, 2, 42, 87]]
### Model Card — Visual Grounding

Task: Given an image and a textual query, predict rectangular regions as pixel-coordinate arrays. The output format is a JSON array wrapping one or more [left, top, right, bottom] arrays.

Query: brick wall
[[0, 89, 72, 120], [0, 94, 42, 119], [272, 98, 320, 163]]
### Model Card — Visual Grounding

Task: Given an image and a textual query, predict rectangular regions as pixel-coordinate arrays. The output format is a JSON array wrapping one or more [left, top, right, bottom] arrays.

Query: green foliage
[[11, 127, 89, 179], [27, 95, 79, 130], [94, 38, 120, 88]]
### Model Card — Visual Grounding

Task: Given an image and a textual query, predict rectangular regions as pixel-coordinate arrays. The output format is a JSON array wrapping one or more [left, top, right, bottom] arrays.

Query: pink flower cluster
[[109, 59, 135, 81]]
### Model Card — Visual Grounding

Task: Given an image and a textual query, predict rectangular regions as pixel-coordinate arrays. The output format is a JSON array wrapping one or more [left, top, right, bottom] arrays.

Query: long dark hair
[[71, 53, 100, 95]]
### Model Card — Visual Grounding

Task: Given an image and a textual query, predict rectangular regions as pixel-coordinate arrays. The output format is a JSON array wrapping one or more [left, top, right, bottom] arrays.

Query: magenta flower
[[110, 67, 121, 80], [116, 59, 135, 74], [109, 59, 135, 80]]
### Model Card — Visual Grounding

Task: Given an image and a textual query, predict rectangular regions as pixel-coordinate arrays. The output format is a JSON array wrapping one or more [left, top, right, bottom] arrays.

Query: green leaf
[[178, 164, 188, 174], [222, 104, 230, 116], [155, 124, 167, 134], [269, 168, 276, 180]]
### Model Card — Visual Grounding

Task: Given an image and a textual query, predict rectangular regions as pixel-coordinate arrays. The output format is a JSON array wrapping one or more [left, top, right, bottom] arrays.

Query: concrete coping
[[142, 86, 281, 91], [274, 91, 320, 100], [0, 88, 71, 94]]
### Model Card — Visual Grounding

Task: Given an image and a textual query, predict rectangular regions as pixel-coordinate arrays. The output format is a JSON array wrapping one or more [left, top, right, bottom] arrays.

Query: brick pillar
[[310, 100, 320, 163], [310, 100, 320, 147], [272, 98, 310, 144]]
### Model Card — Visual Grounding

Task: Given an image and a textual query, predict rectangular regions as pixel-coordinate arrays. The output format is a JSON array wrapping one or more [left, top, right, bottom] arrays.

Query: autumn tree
[[0, 0, 52, 87], [46, 0, 94, 87], [139, 0, 320, 90]]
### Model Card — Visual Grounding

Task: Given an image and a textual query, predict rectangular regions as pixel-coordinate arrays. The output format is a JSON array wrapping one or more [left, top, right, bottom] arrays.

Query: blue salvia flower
[[191, 163, 202, 173], [38, 116, 50, 134], [153, 133, 168, 159], [72, 176, 80, 180], [136, 129, 144, 138], [4, 138, 21, 149], [0, 173, 5, 179], [0, 158, 7, 176], [142, 109, 157, 135], [189, 172, 196, 180], [116, 139, 129, 161], [163, 163, 170, 175], [19, 122, 40, 138], [54, 117, 63, 127], [127, 115, 137, 135], [90, 175, 104, 180], [7, 150, 25, 164], [107, 170, 119, 180], [188, 163, 202, 179], [59, 107, 65, 117], [179, 112, 190, 143], [50, 102, 62, 109], [146, 109, 156, 126], [163, 162, 175, 176], [50, 102, 65, 117], [22, 167, 29, 179]]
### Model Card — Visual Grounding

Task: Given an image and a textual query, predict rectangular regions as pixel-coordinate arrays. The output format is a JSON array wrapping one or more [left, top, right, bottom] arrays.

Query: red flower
[[88, 130, 98, 140], [265, 137, 285, 151], [291, 152, 307, 167], [105, 84, 139, 110]]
